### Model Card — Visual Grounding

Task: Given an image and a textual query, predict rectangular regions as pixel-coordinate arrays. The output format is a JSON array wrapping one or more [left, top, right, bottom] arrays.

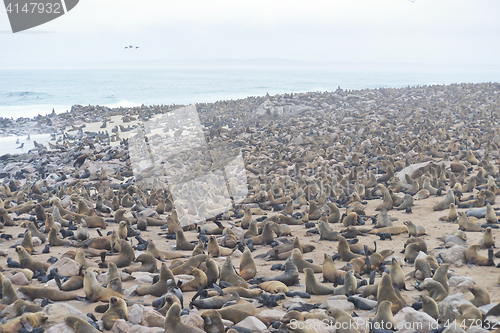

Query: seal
[[18, 286, 79, 301], [20, 230, 34, 254], [260, 280, 289, 294], [158, 294, 181, 316], [368, 225, 408, 235], [180, 267, 208, 292], [15, 246, 50, 272], [291, 248, 322, 273], [207, 236, 233, 257], [465, 245, 495, 266], [432, 264, 449, 293], [191, 292, 240, 309], [106, 262, 123, 294], [171, 254, 208, 275], [12, 299, 42, 316], [420, 279, 448, 302], [456, 303, 482, 330], [249, 222, 274, 245], [75, 248, 98, 270], [123, 253, 157, 273], [137, 263, 175, 296], [421, 295, 439, 321], [414, 258, 432, 280], [239, 246, 257, 280], [48, 227, 70, 246], [373, 300, 397, 330], [404, 243, 420, 264], [318, 221, 340, 240], [102, 296, 128, 330], [200, 309, 225, 333], [220, 256, 248, 288], [322, 253, 338, 283], [469, 285, 490, 307], [0, 312, 48, 333], [175, 230, 196, 250], [164, 303, 206, 333], [216, 300, 256, 324], [147, 240, 186, 259], [480, 227, 495, 249], [240, 208, 252, 229], [433, 189, 455, 211], [100, 239, 135, 268], [334, 270, 357, 296], [84, 269, 123, 302], [337, 236, 360, 262], [0, 277, 18, 305], [326, 308, 359, 333], [389, 257, 406, 290], [403, 220, 425, 237], [377, 272, 404, 314], [304, 268, 333, 295]]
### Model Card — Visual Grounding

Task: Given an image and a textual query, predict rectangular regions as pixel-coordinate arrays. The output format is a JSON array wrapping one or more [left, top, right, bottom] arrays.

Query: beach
[[0, 82, 499, 332]]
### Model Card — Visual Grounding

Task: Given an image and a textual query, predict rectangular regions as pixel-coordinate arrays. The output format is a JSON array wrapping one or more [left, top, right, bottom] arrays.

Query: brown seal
[[465, 245, 495, 266], [414, 258, 432, 280], [84, 270, 122, 302], [191, 292, 240, 309], [337, 236, 361, 262], [0, 276, 17, 305], [64, 315, 101, 333], [171, 254, 208, 275], [469, 285, 490, 307], [318, 221, 340, 240], [432, 264, 449, 293], [373, 300, 397, 330], [137, 263, 175, 296], [12, 299, 42, 316], [158, 294, 181, 316], [322, 253, 338, 283], [249, 222, 275, 245], [15, 246, 50, 272], [0, 312, 48, 333], [421, 295, 439, 321], [480, 227, 495, 249], [216, 300, 256, 324], [180, 267, 208, 292], [326, 308, 359, 333], [239, 246, 257, 280], [291, 248, 322, 273], [102, 296, 128, 330], [122, 253, 157, 274], [207, 236, 233, 257], [220, 256, 248, 288], [164, 303, 208, 332], [147, 240, 186, 259], [304, 268, 333, 295], [404, 220, 425, 237], [390, 258, 406, 290], [456, 304, 482, 330], [18, 286, 78, 302], [377, 272, 404, 313], [421, 279, 448, 302], [334, 270, 357, 296], [433, 189, 455, 211], [106, 262, 122, 294], [100, 239, 135, 268], [200, 309, 225, 333]]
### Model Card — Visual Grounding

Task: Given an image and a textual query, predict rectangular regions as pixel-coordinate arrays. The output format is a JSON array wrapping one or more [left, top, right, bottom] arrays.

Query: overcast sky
[[0, 0, 499, 68]]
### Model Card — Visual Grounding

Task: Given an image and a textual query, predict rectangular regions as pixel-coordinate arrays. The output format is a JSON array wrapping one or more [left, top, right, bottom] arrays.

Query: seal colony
[[0, 82, 499, 332]]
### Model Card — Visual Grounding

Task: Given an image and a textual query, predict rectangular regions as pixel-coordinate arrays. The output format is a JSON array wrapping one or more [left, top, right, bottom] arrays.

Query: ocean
[[1, 67, 500, 120]]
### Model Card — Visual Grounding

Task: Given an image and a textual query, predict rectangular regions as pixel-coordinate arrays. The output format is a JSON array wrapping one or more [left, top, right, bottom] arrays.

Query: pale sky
[[0, 0, 499, 68]]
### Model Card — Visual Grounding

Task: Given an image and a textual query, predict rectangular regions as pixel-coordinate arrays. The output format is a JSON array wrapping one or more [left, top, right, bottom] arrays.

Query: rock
[[129, 304, 145, 324], [302, 319, 334, 333], [416, 251, 428, 261], [415, 270, 424, 280], [438, 293, 473, 323], [235, 316, 267, 332], [97, 272, 107, 284], [0, 304, 17, 320], [231, 227, 245, 240], [436, 246, 466, 267], [292, 135, 305, 145], [148, 328, 165, 333], [466, 327, 489, 333], [124, 284, 140, 297], [222, 319, 234, 326], [141, 307, 165, 327], [478, 302, 498, 315], [181, 311, 204, 329], [32, 236, 42, 246], [283, 297, 309, 309], [49, 257, 81, 277], [134, 273, 153, 284], [121, 272, 134, 281], [44, 323, 75, 333], [131, 326, 154, 333], [111, 319, 132, 333], [42, 303, 87, 330], [393, 306, 438, 333], [444, 235, 468, 245], [443, 322, 467, 333], [257, 309, 287, 322], [9, 272, 29, 285], [320, 295, 355, 312], [449, 276, 475, 289]]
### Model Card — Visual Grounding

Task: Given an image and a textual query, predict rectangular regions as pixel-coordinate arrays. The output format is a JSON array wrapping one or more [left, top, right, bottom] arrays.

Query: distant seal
[[291, 248, 322, 273], [318, 221, 340, 240], [220, 256, 248, 288], [239, 246, 257, 280], [260, 280, 289, 294], [322, 253, 338, 283], [84, 270, 122, 302], [122, 253, 157, 273], [337, 236, 360, 262], [16, 246, 50, 272], [433, 189, 455, 211], [137, 263, 175, 296]]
